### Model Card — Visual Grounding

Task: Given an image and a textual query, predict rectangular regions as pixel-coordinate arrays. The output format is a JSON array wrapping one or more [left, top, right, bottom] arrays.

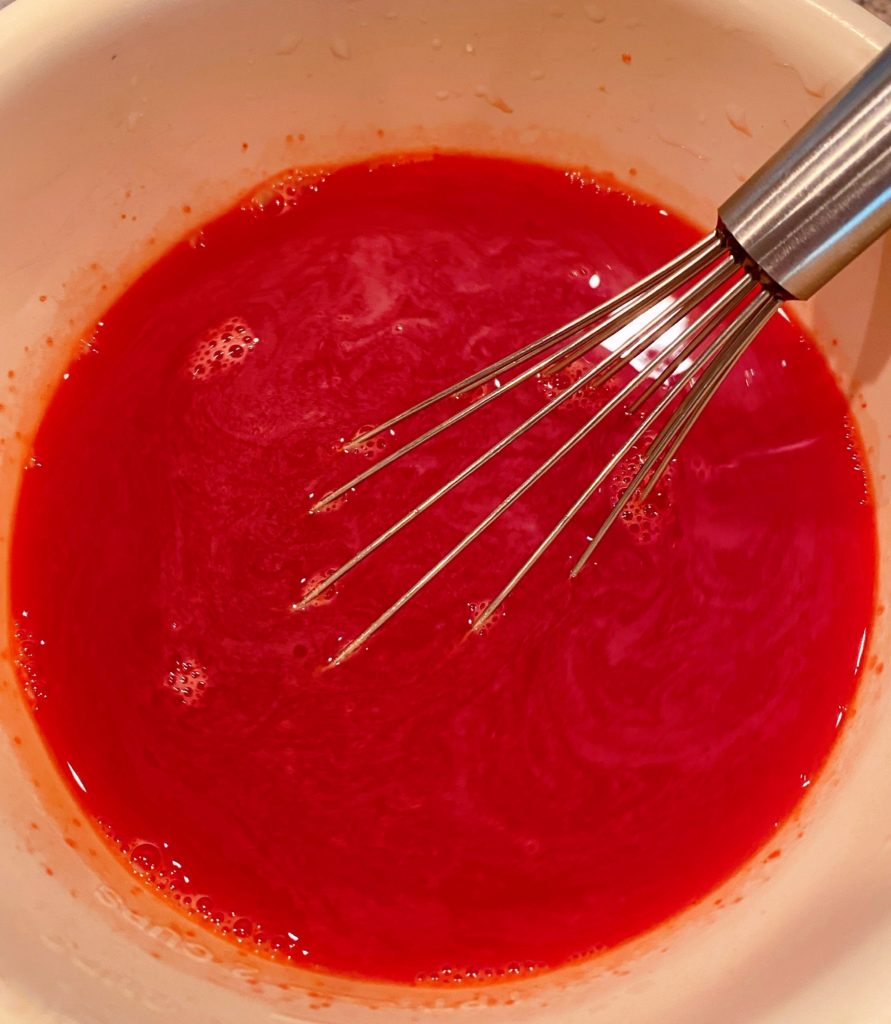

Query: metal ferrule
[[719, 45, 891, 300]]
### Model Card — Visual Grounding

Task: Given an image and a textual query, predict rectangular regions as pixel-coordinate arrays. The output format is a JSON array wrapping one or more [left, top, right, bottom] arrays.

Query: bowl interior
[[0, 1, 889, 1022]]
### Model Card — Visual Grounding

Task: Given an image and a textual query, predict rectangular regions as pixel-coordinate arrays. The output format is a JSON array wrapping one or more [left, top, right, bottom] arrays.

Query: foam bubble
[[537, 360, 615, 414], [229, 916, 256, 940], [308, 481, 350, 514], [13, 620, 48, 705], [344, 424, 390, 460], [416, 960, 545, 986], [608, 433, 676, 546], [296, 568, 339, 608], [128, 840, 163, 873], [164, 656, 209, 707], [467, 598, 505, 638], [109, 832, 310, 963], [188, 317, 259, 380], [245, 170, 327, 216]]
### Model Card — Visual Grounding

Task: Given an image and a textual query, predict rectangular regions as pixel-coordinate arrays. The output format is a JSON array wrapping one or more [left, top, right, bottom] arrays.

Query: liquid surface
[[12, 156, 875, 983]]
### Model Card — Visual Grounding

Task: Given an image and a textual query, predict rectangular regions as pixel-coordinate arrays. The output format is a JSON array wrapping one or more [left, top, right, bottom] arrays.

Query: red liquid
[[11, 155, 875, 983]]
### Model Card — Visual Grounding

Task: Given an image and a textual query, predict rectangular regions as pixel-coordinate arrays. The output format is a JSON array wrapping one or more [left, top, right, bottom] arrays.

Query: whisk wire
[[540, 233, 725, 379], [330, 301, 724, 663], [635, 293, 781, 502], [473, 291, 777, 630], [301, 253, 738, 610], [312, 240, 732, 514], [626, 278, 753, 414], [570, 290, 780, 576], [299, 40, 891, 659], [345, 232, 724, 451], [323, 265, 772, 662]]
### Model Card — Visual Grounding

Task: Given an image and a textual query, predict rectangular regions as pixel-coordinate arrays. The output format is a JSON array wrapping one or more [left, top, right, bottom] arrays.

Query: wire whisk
[[300, 44, 891, 665]]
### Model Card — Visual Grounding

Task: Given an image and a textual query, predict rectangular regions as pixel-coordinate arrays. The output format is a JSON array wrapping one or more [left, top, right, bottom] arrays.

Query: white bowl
[[0, 0, 890, 1021]]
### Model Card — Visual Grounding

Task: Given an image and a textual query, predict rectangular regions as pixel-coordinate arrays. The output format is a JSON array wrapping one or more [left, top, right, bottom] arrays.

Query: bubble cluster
[[116, 834, 309, 955], [344, 424, 390, 460], [119, 835, 250, 933], [608, 434, 675, 546], [245, 170, 326, 216], [415, 960, 544, 985], [164, 656, 209, 707], [118, 837, 188, 896], [188, 318, 259, 379], [296, 569, 339, 608], [309, 490, 348, 515], [537, 360, 615, 414], [467, 598, 504, 638], [13, 619, 48, 706], [842, 415, 870, 506]]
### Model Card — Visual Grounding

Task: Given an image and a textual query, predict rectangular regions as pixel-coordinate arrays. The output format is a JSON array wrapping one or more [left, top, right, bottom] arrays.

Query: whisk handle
[[719, 44, 891, 301]]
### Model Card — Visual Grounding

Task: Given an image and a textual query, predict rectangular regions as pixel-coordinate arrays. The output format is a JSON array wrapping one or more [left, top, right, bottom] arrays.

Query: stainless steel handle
[[719, 45, 891, 300]]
